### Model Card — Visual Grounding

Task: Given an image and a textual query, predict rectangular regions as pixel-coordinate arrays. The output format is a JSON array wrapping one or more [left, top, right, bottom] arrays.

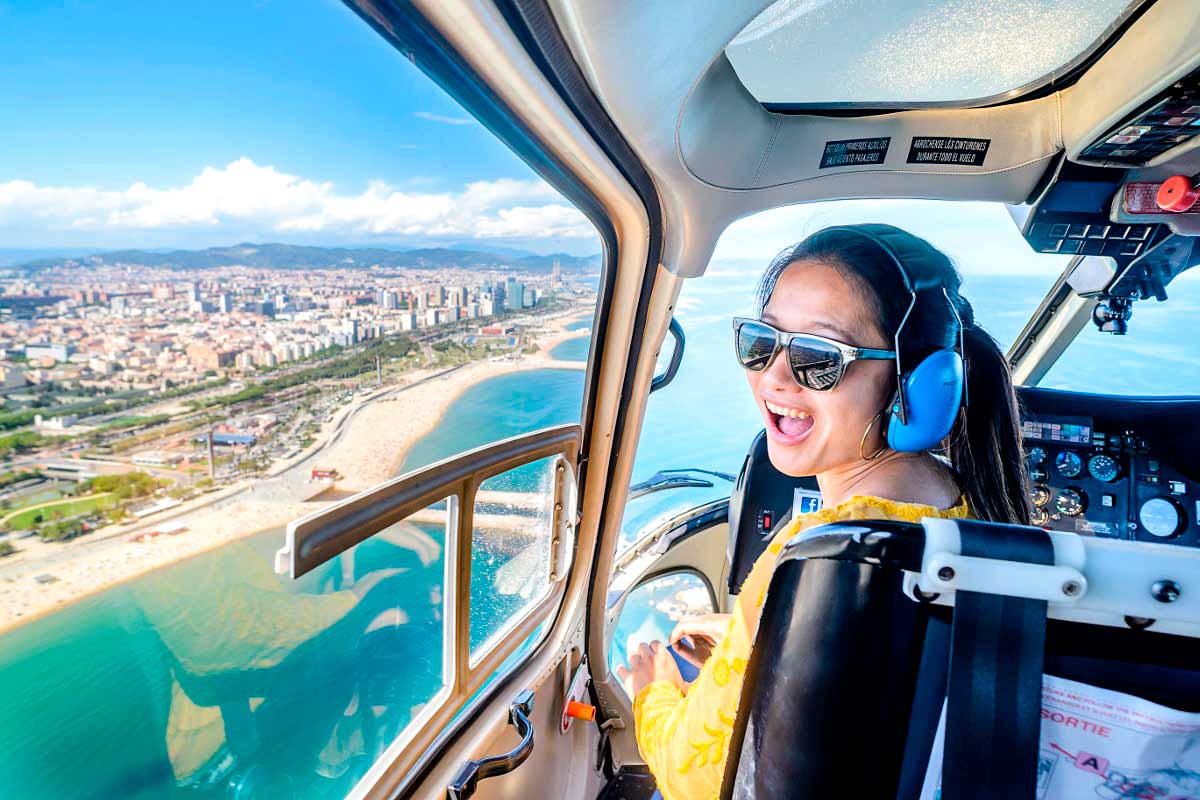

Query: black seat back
[[721, 520, 1200, 800], [726, 430, 820, 595]]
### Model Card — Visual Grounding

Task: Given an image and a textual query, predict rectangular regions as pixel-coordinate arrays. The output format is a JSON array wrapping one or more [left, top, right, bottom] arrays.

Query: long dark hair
[[755, 224, 1031, 525]]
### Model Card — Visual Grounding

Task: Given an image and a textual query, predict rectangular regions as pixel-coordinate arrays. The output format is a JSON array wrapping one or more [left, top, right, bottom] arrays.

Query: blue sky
[[0, 0, 597, 252], [0, 0, 1076, 279]]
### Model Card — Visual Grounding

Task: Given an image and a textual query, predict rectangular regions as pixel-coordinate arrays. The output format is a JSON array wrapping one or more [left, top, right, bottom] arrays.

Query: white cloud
[[0, 158, 595, 242], [413, 111, 476, 126]]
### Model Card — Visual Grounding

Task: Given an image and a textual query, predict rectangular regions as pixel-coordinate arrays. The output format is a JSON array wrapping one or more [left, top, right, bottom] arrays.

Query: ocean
[[1, 264, 1197, 799]]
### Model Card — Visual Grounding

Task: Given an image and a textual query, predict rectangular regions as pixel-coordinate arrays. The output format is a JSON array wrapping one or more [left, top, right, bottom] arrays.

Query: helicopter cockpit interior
[[342, 1, 1200, 798], [296, 1, 1200, 798], [12, 1, 1200, 799]]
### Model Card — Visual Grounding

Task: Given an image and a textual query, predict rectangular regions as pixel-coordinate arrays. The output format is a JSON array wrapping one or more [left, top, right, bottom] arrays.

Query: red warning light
[[1156, 175, 1200, 212]]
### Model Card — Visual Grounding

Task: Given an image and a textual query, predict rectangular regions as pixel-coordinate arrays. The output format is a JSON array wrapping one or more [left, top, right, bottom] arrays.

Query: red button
[[1156, 175, 1200, 212]]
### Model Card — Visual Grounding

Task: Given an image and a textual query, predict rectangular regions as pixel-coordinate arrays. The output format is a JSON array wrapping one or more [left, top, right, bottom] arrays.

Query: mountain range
[[14, 242, 601, 273]]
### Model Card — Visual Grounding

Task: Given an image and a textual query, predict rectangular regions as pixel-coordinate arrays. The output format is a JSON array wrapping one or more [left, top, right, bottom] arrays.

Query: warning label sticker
[[921, 675, 1200, 800], [819, 137, 890, 169], [906, 136, 991, 166]]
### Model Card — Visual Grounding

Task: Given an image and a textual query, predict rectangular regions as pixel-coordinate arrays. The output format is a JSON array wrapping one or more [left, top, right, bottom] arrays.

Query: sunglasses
[[732, 317, 896, 392]]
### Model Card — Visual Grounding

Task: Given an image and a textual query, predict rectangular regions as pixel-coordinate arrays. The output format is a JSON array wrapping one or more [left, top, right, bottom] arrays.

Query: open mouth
[[763, 399, 815, 443]]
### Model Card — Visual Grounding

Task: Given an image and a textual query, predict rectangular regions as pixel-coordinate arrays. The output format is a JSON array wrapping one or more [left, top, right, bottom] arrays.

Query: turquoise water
[[548, 336, 589, 362], [400, 369, 584, 472], [0, 372, 584, 800], [3, 264, 1199, 799], [0, 525, 448, 800]]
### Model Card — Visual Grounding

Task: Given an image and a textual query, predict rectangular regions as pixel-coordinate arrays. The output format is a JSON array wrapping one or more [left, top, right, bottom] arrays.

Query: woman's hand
[[616, 641, 686, 699], [668, 612, 730, 669]]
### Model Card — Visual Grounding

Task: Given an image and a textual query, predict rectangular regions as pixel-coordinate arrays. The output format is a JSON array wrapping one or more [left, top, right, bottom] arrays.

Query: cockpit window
[[726, 0, 1146, 108], [0, 2, 600, 797], [1039, 270, 1200, 396], [616, 200, 1070, 557]]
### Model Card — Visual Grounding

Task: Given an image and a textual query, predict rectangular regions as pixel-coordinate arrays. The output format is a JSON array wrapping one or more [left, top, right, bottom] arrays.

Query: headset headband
[[820, 225, 967, 422]]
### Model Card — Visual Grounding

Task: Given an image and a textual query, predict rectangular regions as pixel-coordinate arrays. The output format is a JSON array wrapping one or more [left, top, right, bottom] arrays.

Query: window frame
[[274, 424, 580, 797], [336, 0, 665, 793]]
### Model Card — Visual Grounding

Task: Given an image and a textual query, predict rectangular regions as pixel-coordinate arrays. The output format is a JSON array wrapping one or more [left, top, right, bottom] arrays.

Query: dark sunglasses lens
[[787, 338, 843, 390], [735, 321, 778, 371]]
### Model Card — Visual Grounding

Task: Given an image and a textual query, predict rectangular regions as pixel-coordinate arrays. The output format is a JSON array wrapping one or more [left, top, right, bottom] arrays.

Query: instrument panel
[[1023, 414, 1199, 547]]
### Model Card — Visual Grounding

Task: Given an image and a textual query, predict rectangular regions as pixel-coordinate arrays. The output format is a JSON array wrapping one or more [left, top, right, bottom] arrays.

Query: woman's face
[[745, 259, 895, 477]]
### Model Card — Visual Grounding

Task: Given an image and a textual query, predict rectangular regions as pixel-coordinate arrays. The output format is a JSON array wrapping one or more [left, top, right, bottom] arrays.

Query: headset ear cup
[[886, 350, 964, 453]]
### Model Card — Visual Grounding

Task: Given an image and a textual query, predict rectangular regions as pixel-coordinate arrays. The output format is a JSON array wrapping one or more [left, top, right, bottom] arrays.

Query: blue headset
[[823, 225, 966, 453]]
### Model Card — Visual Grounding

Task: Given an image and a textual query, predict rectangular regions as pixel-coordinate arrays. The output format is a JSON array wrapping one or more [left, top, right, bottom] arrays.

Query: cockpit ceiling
[[548, 0, 1200, 277], [726, 0, 1145, 108]]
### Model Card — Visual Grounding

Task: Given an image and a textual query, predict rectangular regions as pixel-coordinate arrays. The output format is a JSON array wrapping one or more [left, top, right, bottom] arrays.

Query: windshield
[[614, 200, 1072, 553], [1039, 269, 1200, 395]]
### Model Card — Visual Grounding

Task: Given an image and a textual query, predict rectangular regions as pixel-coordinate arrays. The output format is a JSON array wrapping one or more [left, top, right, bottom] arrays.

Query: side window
[[470, 455, 563, 660], [608, 570, 717, 695], [0, 3, 598, 798]]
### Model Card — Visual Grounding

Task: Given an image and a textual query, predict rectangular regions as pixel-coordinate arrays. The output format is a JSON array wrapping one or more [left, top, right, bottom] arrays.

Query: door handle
[[446, 689, 536, 799]]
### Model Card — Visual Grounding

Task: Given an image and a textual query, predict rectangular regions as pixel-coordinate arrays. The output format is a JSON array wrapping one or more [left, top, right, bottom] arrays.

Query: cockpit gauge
[[1026, 446, 1047, 468], [1087, 454, 1120, 483], [1031, 506, 1050, 526], [1030, 466, 1049, 483], [1055, 488, 1086, 517], [1030, 485, 1050, 507], [1055, 450, 1083, 479], [1139, 497, 1184, 538]]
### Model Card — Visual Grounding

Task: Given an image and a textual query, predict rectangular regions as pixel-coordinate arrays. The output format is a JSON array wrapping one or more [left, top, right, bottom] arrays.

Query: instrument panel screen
[[1023, 416, 1093, 445]]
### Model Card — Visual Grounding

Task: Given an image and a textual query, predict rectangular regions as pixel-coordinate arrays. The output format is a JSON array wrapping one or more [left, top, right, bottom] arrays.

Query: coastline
[[0, 311, 592, 634]]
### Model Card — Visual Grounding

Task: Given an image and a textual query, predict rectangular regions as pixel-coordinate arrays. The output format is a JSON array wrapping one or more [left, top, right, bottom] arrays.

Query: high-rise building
[[382, 291, 400, 310], [341, 318, 359, 344], [551, 259, 562, 288], [186, 282, 201, 303], [218, 293, 233, 313]]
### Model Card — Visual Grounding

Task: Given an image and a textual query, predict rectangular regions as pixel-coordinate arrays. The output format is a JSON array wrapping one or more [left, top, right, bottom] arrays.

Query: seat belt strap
[[941, 520, 1053, 800]]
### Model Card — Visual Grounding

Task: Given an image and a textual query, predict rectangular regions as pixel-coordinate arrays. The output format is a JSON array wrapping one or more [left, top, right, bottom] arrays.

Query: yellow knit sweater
[[632, 495, 971, 800]]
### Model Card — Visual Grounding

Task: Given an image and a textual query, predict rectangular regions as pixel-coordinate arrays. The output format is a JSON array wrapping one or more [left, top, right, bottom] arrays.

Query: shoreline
[[0, 309, 592, 634]]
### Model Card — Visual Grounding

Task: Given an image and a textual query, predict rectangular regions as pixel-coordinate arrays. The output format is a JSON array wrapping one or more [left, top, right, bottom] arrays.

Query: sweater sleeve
[[630, 526, 789, 800], [631, 603, 753, 800]]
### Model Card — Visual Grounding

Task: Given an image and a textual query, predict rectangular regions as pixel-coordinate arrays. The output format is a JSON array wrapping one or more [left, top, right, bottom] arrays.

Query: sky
[[0, 0, 597, 254], [0, 0, 1070, 278]]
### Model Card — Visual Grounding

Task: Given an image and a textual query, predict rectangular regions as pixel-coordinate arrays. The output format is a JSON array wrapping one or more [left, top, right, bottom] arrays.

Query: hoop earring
[[859, 410, 889, 461]]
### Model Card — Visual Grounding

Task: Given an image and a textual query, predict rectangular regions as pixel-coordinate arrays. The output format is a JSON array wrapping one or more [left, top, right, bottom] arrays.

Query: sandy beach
[[0, 309, 592, 632]]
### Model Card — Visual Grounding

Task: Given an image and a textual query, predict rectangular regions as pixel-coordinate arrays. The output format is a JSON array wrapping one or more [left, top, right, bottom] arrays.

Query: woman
[[616, 224, 1030, 800]]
